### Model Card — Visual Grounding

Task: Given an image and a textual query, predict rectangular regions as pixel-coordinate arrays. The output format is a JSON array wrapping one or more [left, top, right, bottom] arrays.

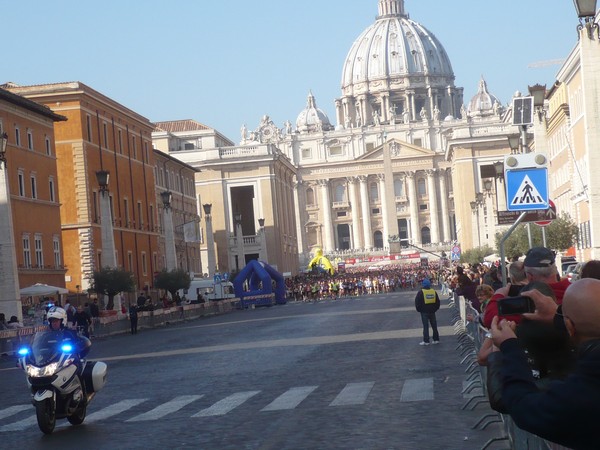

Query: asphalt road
[[0, 290, 505, 449]]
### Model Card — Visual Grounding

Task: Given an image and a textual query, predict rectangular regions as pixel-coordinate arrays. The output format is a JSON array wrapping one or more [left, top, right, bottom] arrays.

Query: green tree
[[154, 269, 191, 300], [88, 267, 136, 310], [460, 245, 495, 265], [495, 213, 579, 257]]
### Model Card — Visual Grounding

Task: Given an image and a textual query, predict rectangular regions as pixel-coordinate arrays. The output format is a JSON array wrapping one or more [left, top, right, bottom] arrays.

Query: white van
[[179, 279, 236, 303]]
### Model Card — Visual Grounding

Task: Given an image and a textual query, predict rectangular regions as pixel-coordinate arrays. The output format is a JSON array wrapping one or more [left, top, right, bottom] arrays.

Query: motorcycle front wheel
[[67, 402, 87, 425], [35, 399, 56, 434]]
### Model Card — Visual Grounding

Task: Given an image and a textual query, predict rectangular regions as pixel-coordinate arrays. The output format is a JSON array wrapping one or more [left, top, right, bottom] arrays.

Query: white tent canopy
[[20, 283, 68, 297]]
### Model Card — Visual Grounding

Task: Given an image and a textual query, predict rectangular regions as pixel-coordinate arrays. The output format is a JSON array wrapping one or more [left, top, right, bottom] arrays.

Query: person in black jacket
[[414, 278, 440, 345], [491, 278, 600, 450]]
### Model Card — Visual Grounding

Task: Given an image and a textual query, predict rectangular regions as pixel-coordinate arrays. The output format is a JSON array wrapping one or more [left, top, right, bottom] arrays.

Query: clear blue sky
[[4, 0, 578, 142]]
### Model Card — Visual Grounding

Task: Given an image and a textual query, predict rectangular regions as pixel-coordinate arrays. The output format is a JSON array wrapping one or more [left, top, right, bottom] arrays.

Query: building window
[[30, 175, 37, 199], [419, 204, 428, 210], [414, 138, 422, 147], [421, 226, 431, 244], [301, 148, 312, 159], [334, 184, 346, 202], [124, 198, 130, 227], [141, 252, 148, 275], [394, 178, 405, 197], [93, 191, 98, 223], [127, 251, 133, 271], [370, 182, 379, 201], [150, 204, 155, 231], [371, 208, 380, 215], [103, 122, 108, 148], [417, 178, 427, 196], [144, 141, 149, 162], [18, 171, 25, 196], [45, 136, 51, 156], [329, 146, 343, 156], [86, 115, 92, 141], [184, 143, 194, 150], [23, 235, 31, 268], [132, 136, 137, 159], [336, 211, 347, 217], [137, 201, 143, 230], [34, 234, 43, 267], [118, 129, 123, 154], [27, 129, 33, 150], [306, 187, 315, 205], [15, 127, 21, 147], [49, 177, 56, 202], [53, 236, 61, 268]]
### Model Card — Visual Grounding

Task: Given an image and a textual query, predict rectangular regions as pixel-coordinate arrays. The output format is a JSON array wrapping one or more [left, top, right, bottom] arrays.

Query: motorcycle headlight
[[26, 362, 60, 377]]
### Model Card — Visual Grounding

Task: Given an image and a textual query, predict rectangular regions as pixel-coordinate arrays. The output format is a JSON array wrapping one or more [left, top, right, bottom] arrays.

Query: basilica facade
[[156, 0, 518, 274]]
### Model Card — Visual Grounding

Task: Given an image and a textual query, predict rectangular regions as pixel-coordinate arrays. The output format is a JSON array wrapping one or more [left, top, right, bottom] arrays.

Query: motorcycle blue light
[[17, 348, 29, 356], [61, 344, 74, 353]]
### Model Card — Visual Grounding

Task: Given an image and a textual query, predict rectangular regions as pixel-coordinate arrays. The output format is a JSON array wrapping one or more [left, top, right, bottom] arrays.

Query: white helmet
[[47, 306, 67, 325]]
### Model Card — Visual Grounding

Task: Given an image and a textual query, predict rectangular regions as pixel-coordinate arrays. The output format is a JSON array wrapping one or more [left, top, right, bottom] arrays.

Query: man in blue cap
[[415, 278, 440, 345]]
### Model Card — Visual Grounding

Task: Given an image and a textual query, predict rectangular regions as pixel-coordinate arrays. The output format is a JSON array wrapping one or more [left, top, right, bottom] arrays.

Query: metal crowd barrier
[[449, 290, 569, 450], [0, 299, 239, 354]]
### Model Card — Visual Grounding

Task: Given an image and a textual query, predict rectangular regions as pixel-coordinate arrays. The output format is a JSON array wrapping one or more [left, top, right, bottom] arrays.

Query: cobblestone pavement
[[0, 290, 507, 449]]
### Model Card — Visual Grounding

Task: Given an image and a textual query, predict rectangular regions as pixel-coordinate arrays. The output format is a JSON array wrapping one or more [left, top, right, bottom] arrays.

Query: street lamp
[[574, 0, 599, 39], [202, 203, 216, 277], [528, 84, 547, 122], [507, 134, 520, 154], [0, 132, 8, 167], [161, 190, 177, 271], [95, 170, 110, 194]]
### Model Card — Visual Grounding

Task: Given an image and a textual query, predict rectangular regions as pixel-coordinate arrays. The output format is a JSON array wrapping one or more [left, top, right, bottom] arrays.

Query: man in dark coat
[[414, 278, 440, 345], [491, 278, 600, 449]]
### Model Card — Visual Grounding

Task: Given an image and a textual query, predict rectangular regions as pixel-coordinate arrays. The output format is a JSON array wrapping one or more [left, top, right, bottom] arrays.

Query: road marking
[[261, 386, 318, 411], [126, 395, 204, 422], [329, 382, 374, 406], [86, 399, 147, 423], [400, 378, 434, 402], [0, 405, 30, 420], [0, 414, 37, 432], [192, 391, 260, 417], [97, 326, 455, 362]]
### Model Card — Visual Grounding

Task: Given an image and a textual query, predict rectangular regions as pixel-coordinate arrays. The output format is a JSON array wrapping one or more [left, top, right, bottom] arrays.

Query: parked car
[[561, 258, 577, 276]]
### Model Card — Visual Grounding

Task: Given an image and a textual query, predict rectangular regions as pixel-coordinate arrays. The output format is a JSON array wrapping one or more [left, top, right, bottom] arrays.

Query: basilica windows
[[417, 178, 426, 197], [306, 187, 315, 206], [421, 226, 431, 244], [334, 184, 346, 203], [369, 182, 379, 201], [394, 178, 405, 197], [373, 230, 384, 249]]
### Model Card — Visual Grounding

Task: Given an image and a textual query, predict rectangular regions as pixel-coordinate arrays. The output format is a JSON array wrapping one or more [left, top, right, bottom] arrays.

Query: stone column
[[438, 169, 451, 242], [359, 176, 373, 249], [318, 180, 334, 252], [378, 174, 389, 245], [406, 171, 420, 245], [426, 169, 440, 244], [347, 177, 362, 249], [0, 162, 22, 322], [293, 181, 306, 256]]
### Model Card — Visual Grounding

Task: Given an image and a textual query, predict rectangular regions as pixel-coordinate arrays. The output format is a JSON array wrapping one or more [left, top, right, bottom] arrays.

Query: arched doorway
[[337, 224, 351, 250], [398, 218, 408, 247], [373, 230, 384, 249], [421, 226, 431, 244]]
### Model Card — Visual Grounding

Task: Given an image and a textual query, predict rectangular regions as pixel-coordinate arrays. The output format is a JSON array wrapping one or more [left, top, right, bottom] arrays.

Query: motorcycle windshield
[[30, 331, 65, 366]]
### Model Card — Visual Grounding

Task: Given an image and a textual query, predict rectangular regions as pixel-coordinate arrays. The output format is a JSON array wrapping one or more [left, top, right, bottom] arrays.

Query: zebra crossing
[[0, 377, 440, 432]]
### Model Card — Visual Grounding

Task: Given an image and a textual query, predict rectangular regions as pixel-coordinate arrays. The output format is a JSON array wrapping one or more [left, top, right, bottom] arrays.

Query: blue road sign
[[451, 245, 461, 261], [505, 167, 548, 211]]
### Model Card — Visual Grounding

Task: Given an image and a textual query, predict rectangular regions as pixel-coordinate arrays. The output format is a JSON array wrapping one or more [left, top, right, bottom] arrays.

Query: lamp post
[[574, 0, 599, 39], [0, 132, 23, 322], [258, 218, 268, 262], [470, 200, 481, 248], [161, 190, 177, 271], [203, 203, 216, 277], [234, 212, 244, 272]]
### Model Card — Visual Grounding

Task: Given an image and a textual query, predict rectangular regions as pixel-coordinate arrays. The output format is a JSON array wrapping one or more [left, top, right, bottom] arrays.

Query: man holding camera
[[490, 278, 600, 449], [483, 247, 571, 329]]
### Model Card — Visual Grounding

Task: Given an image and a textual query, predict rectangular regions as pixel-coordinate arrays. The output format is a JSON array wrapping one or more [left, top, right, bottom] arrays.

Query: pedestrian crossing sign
[[505, 168, 548, 211]]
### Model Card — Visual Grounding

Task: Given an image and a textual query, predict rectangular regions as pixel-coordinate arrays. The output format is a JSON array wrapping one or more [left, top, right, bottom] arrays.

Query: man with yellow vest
[[415, 278, 441, 346]]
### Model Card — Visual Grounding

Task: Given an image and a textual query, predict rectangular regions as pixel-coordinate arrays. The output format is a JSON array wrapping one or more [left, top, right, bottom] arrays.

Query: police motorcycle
[[17, 306, 107, 434]]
